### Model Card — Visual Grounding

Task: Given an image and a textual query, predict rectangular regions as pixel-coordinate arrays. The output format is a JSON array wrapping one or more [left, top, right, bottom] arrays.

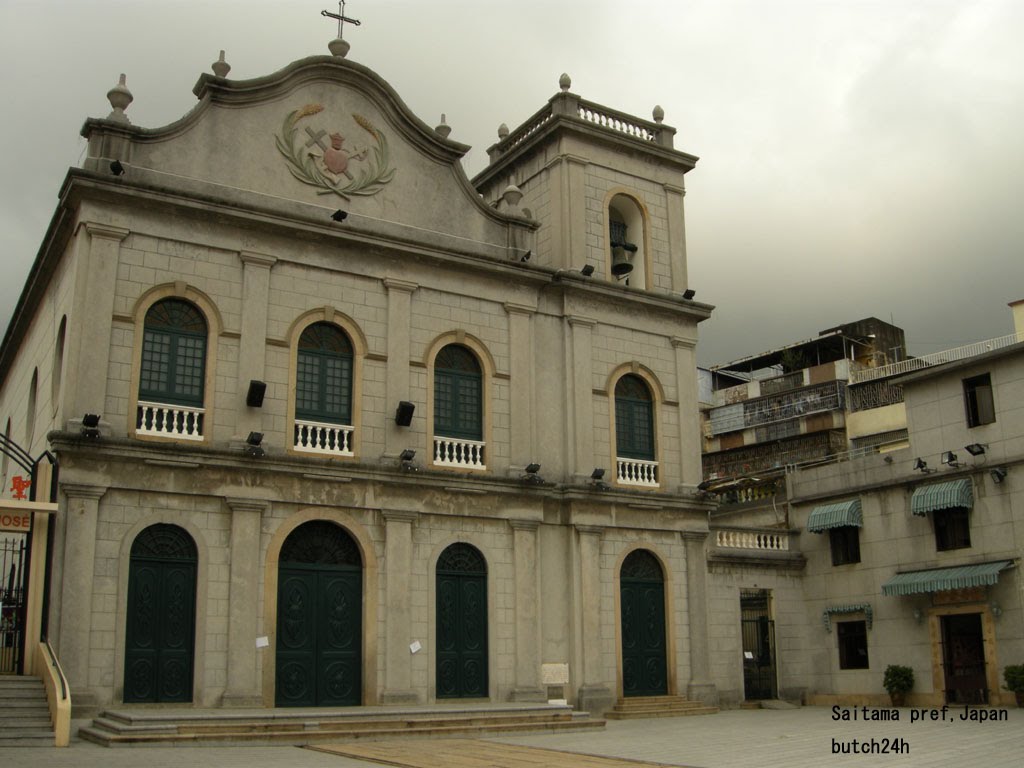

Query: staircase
[[605, 695, 718, 720], [0, 676, 56, 747], [80, 702, 604, 747]]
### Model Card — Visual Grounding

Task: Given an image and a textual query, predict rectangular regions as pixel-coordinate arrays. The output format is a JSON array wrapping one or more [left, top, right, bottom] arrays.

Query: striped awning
[[882, 561, 1014, 596], [806, 499, 862, 532], [910, 479, 973, 516]]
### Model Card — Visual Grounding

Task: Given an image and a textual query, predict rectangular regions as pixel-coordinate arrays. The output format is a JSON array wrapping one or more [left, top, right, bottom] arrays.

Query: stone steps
[[80, 704, 605, 747], [0, 676, 56, 747], [605, 695, 719, 720]]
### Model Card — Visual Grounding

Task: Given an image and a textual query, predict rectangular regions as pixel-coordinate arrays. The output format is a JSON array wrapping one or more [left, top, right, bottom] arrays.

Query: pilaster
[[568, 316, 597, 482], [663, 183, 688, 292], [509, 519, 544, 701], [222, 497, 267, 706], [672, 336, 701, 489], [575, 524, 613, 713], [383, 279, 418, 458], [504, 304, 536, 472], [234, 252, 276, 439], [681, 529, 717, 705], [381, 509, 420, 703]]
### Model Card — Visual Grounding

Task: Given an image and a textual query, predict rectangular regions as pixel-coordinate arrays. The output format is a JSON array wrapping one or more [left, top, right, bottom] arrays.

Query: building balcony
[[434, 436, 486, 470], [136, 401, 204, 441], [616, 457, 659, 487], [293, 419, 354, 457], [707, 380, 845, 436], [709, 526, 805, 571]]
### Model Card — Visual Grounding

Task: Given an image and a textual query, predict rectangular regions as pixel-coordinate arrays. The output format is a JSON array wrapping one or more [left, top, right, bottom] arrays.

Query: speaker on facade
[[246, 380, 267, 407], [395, 400, 415, 427]]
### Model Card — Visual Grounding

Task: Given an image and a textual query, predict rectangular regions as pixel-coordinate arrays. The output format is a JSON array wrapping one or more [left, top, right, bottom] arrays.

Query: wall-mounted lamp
[[590, 467, 609, 490], [81, 413, 101, 439], [331, 209, 348, 222], [395, 401, 415, 427], [682, 289, 696, 300], [990, 601, 1003, 619], [964, 443, 988, 456], [245, 431, 265, 458], [110, 160, 125, 176], [580, 264, 595, 277], [913, 457, 932, 473], [246, 380, 266, 407], [523, 463, 543, 484], [400, 448, 417, 471], [990, 467, 1008, 484], [912, 608, 924, 625], [941, 450, 960, 467]]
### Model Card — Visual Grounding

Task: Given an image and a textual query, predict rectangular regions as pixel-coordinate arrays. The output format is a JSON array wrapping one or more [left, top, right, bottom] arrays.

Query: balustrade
[[715, 529, 790, 551], [293, 419, 354, 456], [616, 457, 659, 487], [136, 402, 204, 440], [434, 436, 486, 470]]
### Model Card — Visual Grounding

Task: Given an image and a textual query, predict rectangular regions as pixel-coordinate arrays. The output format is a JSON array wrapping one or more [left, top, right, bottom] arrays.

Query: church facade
[[0, 41, 716, 715]]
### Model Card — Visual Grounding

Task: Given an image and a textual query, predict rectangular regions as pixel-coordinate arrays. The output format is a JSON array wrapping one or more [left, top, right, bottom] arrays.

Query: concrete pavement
[[0, 706, 1020, 768]]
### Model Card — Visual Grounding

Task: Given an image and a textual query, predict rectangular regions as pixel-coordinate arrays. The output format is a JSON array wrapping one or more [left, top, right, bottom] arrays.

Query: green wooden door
[[436, 544, 488, 698], [124, 526, 196, 703], [620, 550, 668, 697], [275, 521, 362, 707]]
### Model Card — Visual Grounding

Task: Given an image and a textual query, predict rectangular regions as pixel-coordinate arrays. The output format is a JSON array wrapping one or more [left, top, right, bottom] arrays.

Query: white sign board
[[541, 663, 570, 685]]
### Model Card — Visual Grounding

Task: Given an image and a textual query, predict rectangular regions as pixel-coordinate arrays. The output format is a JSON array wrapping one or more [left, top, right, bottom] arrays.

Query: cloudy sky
[[1, 0, 1022, 366]]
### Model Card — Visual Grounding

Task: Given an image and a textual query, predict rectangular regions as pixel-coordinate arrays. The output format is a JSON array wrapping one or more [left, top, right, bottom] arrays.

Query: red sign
[[10, 476, 31, 500], [0, 510, 32, 533]]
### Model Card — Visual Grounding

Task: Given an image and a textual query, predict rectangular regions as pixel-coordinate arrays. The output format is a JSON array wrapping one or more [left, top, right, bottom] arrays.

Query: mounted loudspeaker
[[395, 400, 415, 427], [246, 380, 267, 407]]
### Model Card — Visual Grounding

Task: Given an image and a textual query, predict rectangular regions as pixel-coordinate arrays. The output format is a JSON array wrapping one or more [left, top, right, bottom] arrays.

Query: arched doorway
[[436, 543, 488, 698], [124, 524, 197, 703], [276, 520, 362, 706], [620, 549, 668, 697]]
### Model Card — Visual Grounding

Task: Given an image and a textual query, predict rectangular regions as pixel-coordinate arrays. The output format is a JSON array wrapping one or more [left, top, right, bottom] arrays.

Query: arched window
[[293, 323, 355, 457], [434, 345, 482, 442], [614, 374, 658, 487], [52, 316, 67, 412], [25, 369, 38, 448], [137, 299, 207, 439]]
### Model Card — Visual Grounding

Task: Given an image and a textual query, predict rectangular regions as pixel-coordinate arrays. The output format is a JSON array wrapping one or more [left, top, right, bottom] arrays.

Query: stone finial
[[435, 114, 452, 139], [559, 73, 571, 92], [328, 37, 351, 57], [652, 105, 665, 124], [212, 50, 231, 78], [502, 184, 523, 208], [106, 73, 133, 124], [498, 123, 509, 140]]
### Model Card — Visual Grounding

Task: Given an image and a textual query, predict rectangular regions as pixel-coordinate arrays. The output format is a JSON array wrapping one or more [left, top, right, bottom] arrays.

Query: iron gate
[[740, 589, 776, 700], [1, 536, 27, 674]]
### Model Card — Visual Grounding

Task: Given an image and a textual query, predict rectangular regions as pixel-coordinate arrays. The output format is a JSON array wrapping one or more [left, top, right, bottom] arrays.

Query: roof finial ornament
[[212, 50, 231, 78], [652, 105, 665, 124], [106, 73, 133, 124], [435, 114, 452, 139], [497, 123, 509, 140], [559, 73, 571, 92], [323, 0, 361, 57]]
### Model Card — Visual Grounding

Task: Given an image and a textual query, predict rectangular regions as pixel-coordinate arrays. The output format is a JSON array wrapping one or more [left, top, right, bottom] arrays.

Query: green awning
[[806, 499, 862, 532], [882, 561, 1014, 596], [910, 479, 973, 516]]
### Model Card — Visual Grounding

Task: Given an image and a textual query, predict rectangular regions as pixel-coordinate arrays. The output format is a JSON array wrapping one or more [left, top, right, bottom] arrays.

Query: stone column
[[575, 525, 613, 713], [381, 510, 419, 703], [672, 336, 701, 489], [58, 484, 105, 705], [383, 279, 418, 459], [568, 316, 596, 482], [663, 184, 688, 292], [504, 304, 535, 472], [509, 519, 544, 700], [66, 224, 128, 422], [222, 498, 266, 706], [234, 252, 276, 440], [682, 530, 717, 705]]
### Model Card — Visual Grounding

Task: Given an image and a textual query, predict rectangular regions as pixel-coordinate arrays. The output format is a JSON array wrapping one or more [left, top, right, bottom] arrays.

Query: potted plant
[[883, 665, 914, 706], [1003, 665, 1024, 706]]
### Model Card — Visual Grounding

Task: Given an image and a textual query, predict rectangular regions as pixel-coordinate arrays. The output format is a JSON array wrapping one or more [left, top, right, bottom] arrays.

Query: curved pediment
[[81, 55, 529, 240]]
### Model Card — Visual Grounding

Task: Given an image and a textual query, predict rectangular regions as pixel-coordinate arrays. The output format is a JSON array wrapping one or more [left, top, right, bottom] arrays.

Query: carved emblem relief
[[275, 103, 396, 199]]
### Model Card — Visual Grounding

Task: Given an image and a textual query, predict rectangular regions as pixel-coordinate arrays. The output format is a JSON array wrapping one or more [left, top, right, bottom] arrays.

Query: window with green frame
[[295, 323, 353, 424], [434, 344, 482, 440], [615, 374, 655, 460], [140, 299, 208, 406]]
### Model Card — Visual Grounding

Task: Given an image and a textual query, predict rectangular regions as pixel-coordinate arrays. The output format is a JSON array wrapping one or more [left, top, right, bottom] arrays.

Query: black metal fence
[[1, 535, 27, 674]]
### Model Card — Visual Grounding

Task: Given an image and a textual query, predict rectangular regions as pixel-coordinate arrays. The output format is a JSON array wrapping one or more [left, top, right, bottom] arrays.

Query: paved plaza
[[1, 706, 1021, 768]]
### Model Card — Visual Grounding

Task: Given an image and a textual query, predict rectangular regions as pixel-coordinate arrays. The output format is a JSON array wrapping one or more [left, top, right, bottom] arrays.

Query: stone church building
[[0, 39, 716, 715]]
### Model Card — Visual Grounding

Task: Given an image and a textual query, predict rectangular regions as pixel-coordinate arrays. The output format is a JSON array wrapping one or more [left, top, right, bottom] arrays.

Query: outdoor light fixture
[[246, 380, 266, 408], [81, 413, 101, 439], [395, 401, 415, 427], [590, 467, 609, 490], [523, 463, 543, 484], [941, 451, 959, 467], [520, 250, 531, 262], [400, 448, 417, 471], [964, 443, 987, 456], [331, 209, 348, 222], [245, 431, 265, 458], [990, 467, 1008, 484], [682, 289, 696, 300], [580, 264, 595, 277], [991, 601, 1003, 619], [110, 160, 125, 176], [913, 458, 931, 473]]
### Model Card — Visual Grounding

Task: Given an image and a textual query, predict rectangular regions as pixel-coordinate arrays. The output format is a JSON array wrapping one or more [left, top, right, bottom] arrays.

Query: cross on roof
[[322, 1, 361, 39]]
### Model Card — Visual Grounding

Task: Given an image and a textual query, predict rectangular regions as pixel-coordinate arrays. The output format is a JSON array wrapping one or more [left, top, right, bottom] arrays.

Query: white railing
[[715, 529, 789, 551], [850, 331, 1024, 383], [293, 419, 354, 456], [577, 103, 661, 142], [616, 458, 659, 487], [434, 436, 486, 469], [136, 401, 204, 440]]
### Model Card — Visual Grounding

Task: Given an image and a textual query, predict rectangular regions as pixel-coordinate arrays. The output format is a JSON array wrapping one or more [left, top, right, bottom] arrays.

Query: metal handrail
[[42, 636, 68, 702]]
